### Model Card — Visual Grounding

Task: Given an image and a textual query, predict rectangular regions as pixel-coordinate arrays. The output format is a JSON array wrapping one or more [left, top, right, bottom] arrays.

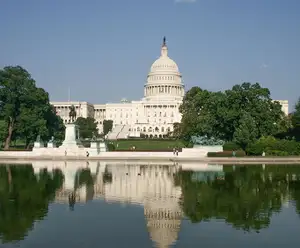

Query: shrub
[[207, 151, 246, 157], [247, 136, 300, 156], [223, 142, 241, 151], [107, 143, 115, 151], [266, 150, 290, 156], [246, 143, 264, 156]]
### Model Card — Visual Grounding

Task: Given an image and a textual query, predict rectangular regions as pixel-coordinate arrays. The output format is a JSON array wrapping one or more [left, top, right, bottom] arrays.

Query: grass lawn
[[1, 139, 186, 151], [109, 139, 185, 150]]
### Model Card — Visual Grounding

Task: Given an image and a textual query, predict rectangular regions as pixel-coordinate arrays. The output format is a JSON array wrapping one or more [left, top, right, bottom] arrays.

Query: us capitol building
[[51, 37, 289, 139]]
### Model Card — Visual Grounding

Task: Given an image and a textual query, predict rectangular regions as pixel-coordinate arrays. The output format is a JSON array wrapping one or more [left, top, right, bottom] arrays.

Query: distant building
[[274, 100, 289, 116], [51, 38, 289, 138]]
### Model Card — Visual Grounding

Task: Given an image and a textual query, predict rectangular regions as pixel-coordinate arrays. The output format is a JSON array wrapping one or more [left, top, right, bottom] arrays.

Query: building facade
[[51, 38, 289, 138]]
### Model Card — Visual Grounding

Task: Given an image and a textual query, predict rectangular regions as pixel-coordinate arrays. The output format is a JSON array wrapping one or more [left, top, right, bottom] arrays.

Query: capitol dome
[[144, 37, 184, 100], [150, 45, 179, 74]]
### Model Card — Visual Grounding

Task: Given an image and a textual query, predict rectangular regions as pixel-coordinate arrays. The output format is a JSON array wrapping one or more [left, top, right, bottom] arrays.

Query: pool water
[[0, 162, 300, 247]]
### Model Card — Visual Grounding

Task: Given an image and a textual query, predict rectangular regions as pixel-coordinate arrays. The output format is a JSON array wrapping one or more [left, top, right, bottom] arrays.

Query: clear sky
[[1, 0, 299, 109]]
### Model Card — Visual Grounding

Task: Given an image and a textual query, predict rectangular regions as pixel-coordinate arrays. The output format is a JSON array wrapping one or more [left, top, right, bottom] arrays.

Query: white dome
[[150, 56, 179, 74], [149, 39, 180, 75]]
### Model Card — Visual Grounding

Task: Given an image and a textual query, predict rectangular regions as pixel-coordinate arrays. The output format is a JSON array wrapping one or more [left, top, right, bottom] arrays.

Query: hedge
[[207, 151, 246, 157], [107, 143, 116, 151], [223, 141, 242, 151], [246, 136, 300, 156]]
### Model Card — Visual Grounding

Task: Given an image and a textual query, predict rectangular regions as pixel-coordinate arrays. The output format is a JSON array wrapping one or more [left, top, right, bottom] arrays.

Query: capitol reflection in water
[[3, 162, 300, 247], [32, 161, 219, 248]]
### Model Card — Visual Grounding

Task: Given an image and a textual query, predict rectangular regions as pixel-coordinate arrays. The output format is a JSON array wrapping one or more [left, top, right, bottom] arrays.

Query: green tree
[[0, 66, 35, 149], [15, 98, 65, 148], [223, 83, 285, 140], [289, 98, 300, 141], [233, 112, 258, 150], [179, 87, 218, 141], [0, 120, 7, 147], [179, 83, 287, 145], [172, 122, 182, 139], [292, 98, 300, 127], [48, 106, 65, 142], [103, 120, 113, 136], [75, 117, 98, 139], [0, 66, 64, 149]]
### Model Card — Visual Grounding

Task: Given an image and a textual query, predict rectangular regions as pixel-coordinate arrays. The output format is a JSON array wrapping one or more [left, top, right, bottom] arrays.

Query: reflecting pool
[[1, 161, 300, 247]]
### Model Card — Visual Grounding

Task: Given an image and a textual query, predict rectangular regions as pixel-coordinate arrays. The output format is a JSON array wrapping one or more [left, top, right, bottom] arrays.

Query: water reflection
[[0, 164, 64, 243], [176, 164, 300, 232], [34, 161, 183, 248], [1, 162, 300, 247]]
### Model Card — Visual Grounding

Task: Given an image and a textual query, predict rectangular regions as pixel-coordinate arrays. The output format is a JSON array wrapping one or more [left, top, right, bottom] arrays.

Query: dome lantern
[[161, 36, 168, 57]]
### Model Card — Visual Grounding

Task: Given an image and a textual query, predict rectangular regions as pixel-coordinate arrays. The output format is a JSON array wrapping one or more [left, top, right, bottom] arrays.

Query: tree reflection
[[75, 168, 94, 190], [0, 164, 63, 243], [175, 165, 300, 232]]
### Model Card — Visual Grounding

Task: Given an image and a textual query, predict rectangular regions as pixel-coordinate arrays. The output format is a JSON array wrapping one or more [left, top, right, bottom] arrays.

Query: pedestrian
[[86, 151, 89, 157]]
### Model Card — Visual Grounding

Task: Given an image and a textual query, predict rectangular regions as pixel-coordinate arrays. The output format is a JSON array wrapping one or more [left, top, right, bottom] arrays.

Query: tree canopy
[[289, 98, 300, 141], [75, 117, 98, 139], [179, 83, 287, 148], [0, 66, 65, 149], [103, 120, 113, 136]]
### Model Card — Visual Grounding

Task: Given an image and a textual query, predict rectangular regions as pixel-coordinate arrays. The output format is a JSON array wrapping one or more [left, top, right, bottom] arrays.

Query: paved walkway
[[0, 155, 300, 164]]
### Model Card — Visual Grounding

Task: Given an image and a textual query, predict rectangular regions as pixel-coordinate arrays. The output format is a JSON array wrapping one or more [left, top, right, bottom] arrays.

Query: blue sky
[[1, 0, 299, 110]]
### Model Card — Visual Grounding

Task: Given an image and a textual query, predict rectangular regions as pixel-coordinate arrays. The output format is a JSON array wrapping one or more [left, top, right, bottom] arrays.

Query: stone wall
[[192, 145, 223, 153], [0, 146, 223, 159]]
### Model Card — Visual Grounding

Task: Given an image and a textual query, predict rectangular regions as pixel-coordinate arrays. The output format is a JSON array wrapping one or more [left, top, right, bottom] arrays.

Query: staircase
[[107, 125, 123, 140], [117, 125, 131, 139], [107, 125, 133, 140]]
